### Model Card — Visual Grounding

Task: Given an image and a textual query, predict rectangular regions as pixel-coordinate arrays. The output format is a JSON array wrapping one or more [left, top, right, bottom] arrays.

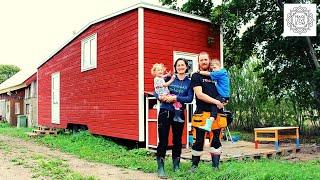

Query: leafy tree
[[0, 65, 20, 84], [160, 0, 213, 18], [160, 0, 320, 132]]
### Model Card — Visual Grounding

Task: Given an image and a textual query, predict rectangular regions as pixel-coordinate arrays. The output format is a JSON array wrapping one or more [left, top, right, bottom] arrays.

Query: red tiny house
[[37, 3, 221, 144]]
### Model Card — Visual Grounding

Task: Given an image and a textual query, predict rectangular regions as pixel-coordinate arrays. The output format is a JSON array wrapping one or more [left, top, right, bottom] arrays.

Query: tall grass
[[0, 123, 319, 179]]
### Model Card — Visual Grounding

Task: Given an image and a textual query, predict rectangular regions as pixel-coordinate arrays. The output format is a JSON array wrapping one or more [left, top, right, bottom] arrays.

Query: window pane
[[15, 102, 20, 114], [90, 38, 97, 66], [84, 41, 90, 67]]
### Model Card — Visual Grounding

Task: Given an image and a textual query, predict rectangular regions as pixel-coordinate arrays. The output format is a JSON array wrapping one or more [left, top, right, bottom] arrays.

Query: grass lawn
[[0, 122, 319, 179]]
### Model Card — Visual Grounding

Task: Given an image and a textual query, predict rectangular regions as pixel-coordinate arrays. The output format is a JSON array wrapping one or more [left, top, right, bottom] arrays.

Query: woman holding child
[[152, 58, 193, 178]]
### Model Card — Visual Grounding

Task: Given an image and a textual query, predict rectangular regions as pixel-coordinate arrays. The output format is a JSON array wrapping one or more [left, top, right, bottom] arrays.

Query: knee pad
[[209, 147, 222, 155]]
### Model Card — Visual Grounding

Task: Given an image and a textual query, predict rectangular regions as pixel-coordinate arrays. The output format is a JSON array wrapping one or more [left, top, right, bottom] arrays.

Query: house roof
[[37, 2, 211, 68], [0, 68, 37, 94]]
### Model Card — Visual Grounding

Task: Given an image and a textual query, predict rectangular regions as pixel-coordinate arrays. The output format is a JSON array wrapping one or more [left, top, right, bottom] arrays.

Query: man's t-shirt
[[191, 73, 218, 113]]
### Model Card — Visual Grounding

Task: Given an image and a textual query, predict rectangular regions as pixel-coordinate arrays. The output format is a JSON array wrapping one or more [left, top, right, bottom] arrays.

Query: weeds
[[0, 123, 319, 179]]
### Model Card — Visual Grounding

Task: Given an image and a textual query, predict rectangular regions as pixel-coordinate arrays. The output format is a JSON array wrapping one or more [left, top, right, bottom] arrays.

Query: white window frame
[[173, 51, 199, 77], [51, 72, 60, 124], [81, 33, 97, 72]]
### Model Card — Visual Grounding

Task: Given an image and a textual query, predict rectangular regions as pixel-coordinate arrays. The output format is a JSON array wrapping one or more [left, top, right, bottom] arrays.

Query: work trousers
[[157, 108, 185, 158], [192, 127, 222, 155]]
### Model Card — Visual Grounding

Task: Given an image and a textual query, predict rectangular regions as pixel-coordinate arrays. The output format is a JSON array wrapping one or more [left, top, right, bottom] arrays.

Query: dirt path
[[0, 135, 160, 180]]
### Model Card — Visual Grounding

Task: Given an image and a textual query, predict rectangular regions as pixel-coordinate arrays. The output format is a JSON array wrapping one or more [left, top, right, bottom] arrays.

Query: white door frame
[[51, 72, 60, 124], [173, 51, 199, 77]]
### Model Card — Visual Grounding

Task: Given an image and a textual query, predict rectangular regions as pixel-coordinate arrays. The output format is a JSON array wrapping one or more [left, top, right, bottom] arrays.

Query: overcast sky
[[0, 0, 166, 71]]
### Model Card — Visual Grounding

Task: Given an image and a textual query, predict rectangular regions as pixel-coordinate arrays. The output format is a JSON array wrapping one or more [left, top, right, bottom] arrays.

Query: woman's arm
[[153, 92, 168, 102], [176, 86, 194, 103]]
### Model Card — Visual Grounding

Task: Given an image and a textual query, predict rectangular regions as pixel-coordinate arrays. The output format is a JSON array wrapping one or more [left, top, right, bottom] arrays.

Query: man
[[190, 52, 224, 172]]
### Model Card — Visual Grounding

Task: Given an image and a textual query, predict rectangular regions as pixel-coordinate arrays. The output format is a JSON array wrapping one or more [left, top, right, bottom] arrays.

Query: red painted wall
[[144, 9, 220, 91], [24, 73, 37, 86], [38, 10, 139, 140], [0, 89, 24, 126]]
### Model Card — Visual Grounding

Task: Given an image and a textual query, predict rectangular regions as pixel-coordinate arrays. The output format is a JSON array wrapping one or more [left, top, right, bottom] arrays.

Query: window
[[173, 51, 199, 78], [25, 86, 31, 99], [15, 102, 20, 115], [26, 104, 30, 114], [81, 33, 97, 72]]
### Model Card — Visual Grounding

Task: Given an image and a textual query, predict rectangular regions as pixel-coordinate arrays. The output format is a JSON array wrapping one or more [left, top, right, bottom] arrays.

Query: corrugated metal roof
[[0, 68, 37, 94]]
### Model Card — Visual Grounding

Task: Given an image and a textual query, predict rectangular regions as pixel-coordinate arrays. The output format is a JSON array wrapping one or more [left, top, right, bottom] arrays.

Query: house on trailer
[[0, 69, 37, 127], [37, 2, 222, 147]]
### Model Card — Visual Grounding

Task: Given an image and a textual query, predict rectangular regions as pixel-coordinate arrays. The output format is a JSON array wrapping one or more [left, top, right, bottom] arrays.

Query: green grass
[[0, 122, 32, 139], [0, 140, 11, 154], [31, 155, 96, 180], [0, 123, 319, 179]]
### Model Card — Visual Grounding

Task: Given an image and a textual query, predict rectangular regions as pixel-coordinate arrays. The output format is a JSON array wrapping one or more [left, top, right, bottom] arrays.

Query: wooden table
[[254, 127, 300, 150]]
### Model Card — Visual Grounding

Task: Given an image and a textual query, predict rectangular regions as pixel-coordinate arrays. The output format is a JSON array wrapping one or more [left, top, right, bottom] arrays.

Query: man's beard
[[199, 64, 209, 71]]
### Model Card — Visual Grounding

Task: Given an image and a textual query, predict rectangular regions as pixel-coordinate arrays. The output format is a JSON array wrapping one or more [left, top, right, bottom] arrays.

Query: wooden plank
[[255, 130, 277, 133], [254, 127, 298, 130], [255, 137, 277, 141], [278, 135, 298, 140]]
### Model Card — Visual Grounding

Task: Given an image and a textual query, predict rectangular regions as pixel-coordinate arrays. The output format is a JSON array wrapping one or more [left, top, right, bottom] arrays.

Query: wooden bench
[[254, 127, 300, 150]]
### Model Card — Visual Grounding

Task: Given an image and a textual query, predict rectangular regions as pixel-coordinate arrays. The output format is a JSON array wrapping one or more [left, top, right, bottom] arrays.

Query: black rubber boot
[[189, 155, 200, 173], [212, 154, 220, 170], [157, 157, 166, 178], [172, 157, 180, 171]]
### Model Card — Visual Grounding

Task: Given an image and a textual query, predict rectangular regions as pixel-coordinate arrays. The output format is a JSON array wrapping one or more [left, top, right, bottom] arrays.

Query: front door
[[51, 72, 60, 124]]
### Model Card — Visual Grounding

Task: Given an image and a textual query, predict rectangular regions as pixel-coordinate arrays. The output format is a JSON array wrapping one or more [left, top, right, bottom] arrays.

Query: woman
[[155, 58, 193, 178]]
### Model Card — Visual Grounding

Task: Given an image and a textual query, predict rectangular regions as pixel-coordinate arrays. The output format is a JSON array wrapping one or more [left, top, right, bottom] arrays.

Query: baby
[[151, 63, 183, 122]]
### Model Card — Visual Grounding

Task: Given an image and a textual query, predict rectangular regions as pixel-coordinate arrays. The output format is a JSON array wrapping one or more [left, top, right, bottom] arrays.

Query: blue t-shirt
[[209, 68, 230, 98], [155, 76, 193, 111]]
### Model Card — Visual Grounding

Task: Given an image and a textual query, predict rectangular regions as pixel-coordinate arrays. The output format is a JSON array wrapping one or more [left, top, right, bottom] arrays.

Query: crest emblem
[[283, 4, 317, 36]]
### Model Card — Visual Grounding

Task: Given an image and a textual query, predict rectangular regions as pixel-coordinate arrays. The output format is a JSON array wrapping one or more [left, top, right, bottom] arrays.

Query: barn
[[37, 2, 222, 145], [0, 69, 37, 127]]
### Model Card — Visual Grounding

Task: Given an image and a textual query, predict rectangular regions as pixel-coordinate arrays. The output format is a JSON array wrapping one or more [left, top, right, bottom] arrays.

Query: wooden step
[[38, 126, 56, 131], [33, 129, 57, 135], [26, 132, 41, 138]]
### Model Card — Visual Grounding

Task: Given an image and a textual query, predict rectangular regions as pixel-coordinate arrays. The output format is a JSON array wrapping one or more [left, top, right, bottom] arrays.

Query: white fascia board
[[220, 28, 224, 67], [0, 84, 27, 94], [138, 7, 145, 142]]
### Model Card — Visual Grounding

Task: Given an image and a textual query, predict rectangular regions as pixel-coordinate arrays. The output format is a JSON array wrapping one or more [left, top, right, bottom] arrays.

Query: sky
[[0, 0, 166, 71]]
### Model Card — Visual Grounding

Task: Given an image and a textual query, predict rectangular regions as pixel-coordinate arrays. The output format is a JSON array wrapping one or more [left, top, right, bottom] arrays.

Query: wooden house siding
[[143, 9, 220, 92], [38, 10, 139, 140]]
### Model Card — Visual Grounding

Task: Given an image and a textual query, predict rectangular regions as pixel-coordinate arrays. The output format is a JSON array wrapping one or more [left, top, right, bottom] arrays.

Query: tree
[[161, 0, 320, 109], [160, 0, 320, 132], [160, 0, 213, 18], [0, 65, 20, 84]]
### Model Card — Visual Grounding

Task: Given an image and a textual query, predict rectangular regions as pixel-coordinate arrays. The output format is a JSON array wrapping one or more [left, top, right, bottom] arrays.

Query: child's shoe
[[173, 109, 184, 123], [199, 118, 213, 131]]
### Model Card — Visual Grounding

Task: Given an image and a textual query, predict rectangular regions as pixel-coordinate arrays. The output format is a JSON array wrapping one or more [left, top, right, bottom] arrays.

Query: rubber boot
[[156, 157, 166, 178], [199, 118, 213, 131], [189, 155, 200, 173], [173, 109, 184, 123], [212, 154, 220, 170], [172, 157, 180, 171]]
